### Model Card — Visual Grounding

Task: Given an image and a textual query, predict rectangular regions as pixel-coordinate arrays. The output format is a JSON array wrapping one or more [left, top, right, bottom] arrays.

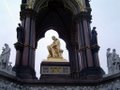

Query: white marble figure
[[106, 48, 113, 74], [112, 49, 120, 73], [0, 44, 11, 69], [107, 48, 120, 74]]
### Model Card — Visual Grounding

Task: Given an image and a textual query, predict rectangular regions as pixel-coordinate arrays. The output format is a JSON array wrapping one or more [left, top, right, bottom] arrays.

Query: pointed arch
[[34, 0, 81, 15]]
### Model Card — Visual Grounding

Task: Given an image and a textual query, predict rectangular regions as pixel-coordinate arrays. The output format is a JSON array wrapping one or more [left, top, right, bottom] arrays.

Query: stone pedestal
[[13, 42, 37, 79], [79, 67, 105, 80], [40, 60, 71, 81]]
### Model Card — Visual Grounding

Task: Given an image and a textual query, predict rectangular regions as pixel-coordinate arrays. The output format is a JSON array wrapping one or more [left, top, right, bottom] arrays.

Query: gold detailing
[[45, 58, 68, 62], [45, 36, 67, 62], [47, 36, 64, 59], [91, 44, 99, 48], [16, 42, 35, 49], [24, 44, 35, 49], [75, 0, 87, 12], [79, 44, 99, 51], [27, 0, 36, 9], [80, 45, 91, 51]]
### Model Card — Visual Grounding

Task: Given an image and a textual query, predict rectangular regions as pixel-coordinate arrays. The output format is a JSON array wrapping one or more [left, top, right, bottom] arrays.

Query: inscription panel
[[41, 66, 70, 75]]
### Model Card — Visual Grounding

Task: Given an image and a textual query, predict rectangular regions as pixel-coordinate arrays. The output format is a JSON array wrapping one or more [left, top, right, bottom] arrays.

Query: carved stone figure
[[107, 48, 120, 74], [106, 48, 113, 74], [0, 44, 11, 69], [112, 49, 120, 73], [91, 27, 98, 45], [16, 23, 24, 43], [47, 36, 63, 59]]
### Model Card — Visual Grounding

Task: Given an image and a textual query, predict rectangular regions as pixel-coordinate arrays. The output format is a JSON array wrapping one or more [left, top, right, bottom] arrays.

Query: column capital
[[14, 42, 24, 51], [91, 44, 100, 53], [20, 9, 37, 20], [73, 12, 92, 23]]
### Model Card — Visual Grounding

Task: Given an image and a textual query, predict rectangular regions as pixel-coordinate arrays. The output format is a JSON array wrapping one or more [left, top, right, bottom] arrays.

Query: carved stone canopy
[[28, 0, 87, 13]]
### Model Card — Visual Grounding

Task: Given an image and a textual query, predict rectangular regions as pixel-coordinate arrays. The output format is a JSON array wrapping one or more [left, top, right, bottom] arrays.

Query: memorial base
[[40, 61, 71, 81], [79, 67, 105, 80], [13, 66, 37, 79]]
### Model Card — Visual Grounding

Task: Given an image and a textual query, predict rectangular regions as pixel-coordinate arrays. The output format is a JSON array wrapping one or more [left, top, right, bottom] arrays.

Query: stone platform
[[40, 60, 71, 80], [0, 71, 120, 90]]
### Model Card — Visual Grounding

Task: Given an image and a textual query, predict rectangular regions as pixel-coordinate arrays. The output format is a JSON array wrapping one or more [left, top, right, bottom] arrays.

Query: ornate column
[[67, 20, 80, 79], [75, 17, 87, 71], [13, 9, 37, 79], [68, 42, 80, 79], [73, 11, 105, 79]]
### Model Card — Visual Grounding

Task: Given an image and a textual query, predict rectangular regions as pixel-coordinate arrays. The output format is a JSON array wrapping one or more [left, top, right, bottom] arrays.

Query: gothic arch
[[34, 0, 79, 48], [14, 0, 105, 79], [34, 0, 80, 15]]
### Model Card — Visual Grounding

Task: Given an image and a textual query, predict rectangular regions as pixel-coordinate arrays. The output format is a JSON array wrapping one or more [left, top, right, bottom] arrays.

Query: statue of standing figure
[[16, 23, 25, 43], [106, 48, 113, 74], [0, 44, 11, 69], [112, 49, 120, 72], [47, 36, 63, 59], [106, 48, 120, 74], [91, 27, 98, 45]]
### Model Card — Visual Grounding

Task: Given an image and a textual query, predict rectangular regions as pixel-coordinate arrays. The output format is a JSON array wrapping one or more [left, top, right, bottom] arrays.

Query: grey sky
[[0, 0, 120, 77]]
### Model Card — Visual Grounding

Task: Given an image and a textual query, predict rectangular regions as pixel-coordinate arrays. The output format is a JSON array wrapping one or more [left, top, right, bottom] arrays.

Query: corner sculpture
[[91, 27, 98, 45], [0, 44, 11, 69], [16, 23, 25, 44], [0, 44, 14, 75], [107, 48, 120, 74]]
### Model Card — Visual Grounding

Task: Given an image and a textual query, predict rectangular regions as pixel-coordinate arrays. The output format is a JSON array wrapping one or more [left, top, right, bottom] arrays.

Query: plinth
[[40, 58, 71, 81]]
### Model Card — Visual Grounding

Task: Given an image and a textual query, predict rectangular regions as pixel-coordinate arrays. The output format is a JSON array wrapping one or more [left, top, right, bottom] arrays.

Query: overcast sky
[[0, 0, 120, 77]]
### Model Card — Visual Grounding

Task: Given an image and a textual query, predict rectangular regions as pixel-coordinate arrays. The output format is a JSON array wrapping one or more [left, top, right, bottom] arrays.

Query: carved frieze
[[75, 0, 87, 12], [0, 78, 120, 90]]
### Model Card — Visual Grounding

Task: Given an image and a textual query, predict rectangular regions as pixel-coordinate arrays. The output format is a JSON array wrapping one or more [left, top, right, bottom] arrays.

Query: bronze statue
[[16, 23, 24, 43], [91, 27, 98, 45]]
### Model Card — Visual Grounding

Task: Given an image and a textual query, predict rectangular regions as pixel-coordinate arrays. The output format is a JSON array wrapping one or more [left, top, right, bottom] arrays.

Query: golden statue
[[47, 36, 63, 59]]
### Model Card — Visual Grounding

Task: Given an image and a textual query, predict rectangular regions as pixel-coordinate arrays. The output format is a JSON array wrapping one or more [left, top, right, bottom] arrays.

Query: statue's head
[[18, 23, 21, 27], [113, 49, 116, 52], [93, 27, 96, 30], [2, 47, 5, 50], [52, 36, 56, 40], [107, 48, 111, 51], [4, 43, 8, 47]]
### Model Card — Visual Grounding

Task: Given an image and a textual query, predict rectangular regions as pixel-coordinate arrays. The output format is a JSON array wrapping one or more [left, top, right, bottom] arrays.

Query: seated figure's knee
[[59, 49, 63, 53], [47, 45, 50, 50]]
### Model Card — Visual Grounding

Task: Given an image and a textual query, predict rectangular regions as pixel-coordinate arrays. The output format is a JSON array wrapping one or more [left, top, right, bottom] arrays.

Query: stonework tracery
[[27, 0, 36, 9], [75, 0, 87, 12]]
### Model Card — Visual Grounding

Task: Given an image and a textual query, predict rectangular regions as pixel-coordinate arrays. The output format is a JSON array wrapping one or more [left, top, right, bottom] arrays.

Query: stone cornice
[[73, 12, 92, 23], [20, 9, 37, 20]]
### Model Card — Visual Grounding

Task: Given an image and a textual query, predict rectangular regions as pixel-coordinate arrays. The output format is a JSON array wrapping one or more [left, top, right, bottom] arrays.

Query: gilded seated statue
[[47, 36, 63, 59]]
